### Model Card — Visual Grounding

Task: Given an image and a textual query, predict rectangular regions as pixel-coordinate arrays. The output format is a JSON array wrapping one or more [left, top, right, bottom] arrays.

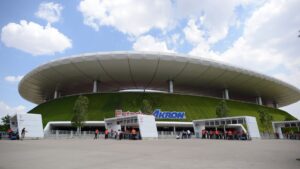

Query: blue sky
[[0, 0, 300, 119]]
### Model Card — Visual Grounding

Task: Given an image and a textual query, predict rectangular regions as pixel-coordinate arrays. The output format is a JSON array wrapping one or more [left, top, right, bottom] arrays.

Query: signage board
[[152, 109, 186, 119], [115, 110, 143, 117]]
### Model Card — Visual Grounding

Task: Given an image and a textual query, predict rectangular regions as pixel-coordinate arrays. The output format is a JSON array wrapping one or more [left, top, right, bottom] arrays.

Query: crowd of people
[[176, 130, 192, 139], [201, 129, 249, 140], [93, 128, 141, 140], [281, 131, 300, 140], [0, 128, 27, 140]]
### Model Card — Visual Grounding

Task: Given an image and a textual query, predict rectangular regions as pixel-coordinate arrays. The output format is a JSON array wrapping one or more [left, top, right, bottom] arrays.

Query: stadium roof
[[19, 51, 300, 107]]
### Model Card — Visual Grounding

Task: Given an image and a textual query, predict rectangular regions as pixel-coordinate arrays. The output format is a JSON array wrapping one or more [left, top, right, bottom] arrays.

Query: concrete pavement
[[0, 139, 299, 169]]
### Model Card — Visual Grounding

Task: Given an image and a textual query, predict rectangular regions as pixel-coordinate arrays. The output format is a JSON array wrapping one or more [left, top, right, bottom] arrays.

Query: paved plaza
[[0, 139, 299, 169]]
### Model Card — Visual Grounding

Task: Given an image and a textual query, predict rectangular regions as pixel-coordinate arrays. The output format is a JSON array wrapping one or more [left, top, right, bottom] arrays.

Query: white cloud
[[1, 20, 72, 56], [220, 0, 300, 77], [183, 19, 219, 59], [176, 0, 248, 44], [133, 35, 173, 53], [0, 101, 27, 119], [166, 33, 183, 49], [211, 0, 300, 118], [183, 19, 206, 45], [185, 0, 300, 119], [35, 2, 63, 24], [170, 34, 181, 45], [220, 37, 284, 73], [4, 75, 23, 83], [78, 0, 174, 36], [187, 0, 300, 80], [78, 0, 248, 42]]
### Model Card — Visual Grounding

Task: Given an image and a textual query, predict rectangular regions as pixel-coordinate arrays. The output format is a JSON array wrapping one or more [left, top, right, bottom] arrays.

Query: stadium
[[19, 51, 300, 136]]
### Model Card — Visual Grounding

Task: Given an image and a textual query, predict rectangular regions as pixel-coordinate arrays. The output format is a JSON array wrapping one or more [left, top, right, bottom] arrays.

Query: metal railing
[[44, 130, 194, 139], [45, 130, 106, 139], [42, 130, 300, 140]]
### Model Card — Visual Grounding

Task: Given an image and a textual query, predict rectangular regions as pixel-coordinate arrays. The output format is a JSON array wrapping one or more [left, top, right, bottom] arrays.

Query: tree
[[141, 99, 153, 114], [258, 109, 273, 134], [215, 100, 229, 118], [0, 115, 11, 131], [71, 96, 89, 135]]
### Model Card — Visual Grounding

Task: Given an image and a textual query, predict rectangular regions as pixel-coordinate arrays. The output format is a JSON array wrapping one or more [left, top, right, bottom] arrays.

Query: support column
[[54, 90, 58, 99], [273, 101, 278, 109], [198, 123, 205, 139], [168, 80, 174, 93], [93, 80, 100, 93], [274, 125, 283, 139], [173, 126, 176, 135], [256, 96, 263, 105], [223, 89, 229, 100]]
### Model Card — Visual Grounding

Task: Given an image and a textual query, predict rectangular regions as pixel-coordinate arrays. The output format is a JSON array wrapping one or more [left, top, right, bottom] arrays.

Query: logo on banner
[[115, 110, 143, 117], [152, 109, 186, 119]]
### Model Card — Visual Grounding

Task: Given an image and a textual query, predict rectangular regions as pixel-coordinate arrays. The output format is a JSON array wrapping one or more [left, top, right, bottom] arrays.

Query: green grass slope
[[29, 92, 294, 130]]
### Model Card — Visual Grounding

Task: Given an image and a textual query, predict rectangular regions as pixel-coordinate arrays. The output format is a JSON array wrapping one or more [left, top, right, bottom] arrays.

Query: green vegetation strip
[[29, 92, 294, 131]]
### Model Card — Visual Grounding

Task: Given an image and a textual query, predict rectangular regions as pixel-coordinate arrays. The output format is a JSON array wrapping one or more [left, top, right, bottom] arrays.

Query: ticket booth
[[193, 116, 260, 139], [10, 113, 44, 139], [104, 114, 158, 140]]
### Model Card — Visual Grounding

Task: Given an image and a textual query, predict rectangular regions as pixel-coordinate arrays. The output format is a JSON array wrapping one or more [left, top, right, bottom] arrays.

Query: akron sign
[[152, 109, 186, 119]]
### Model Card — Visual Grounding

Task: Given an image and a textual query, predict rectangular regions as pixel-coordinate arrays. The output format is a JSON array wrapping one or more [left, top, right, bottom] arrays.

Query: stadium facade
[[19, 51, 300, 107], [18, 51, 300, 136]]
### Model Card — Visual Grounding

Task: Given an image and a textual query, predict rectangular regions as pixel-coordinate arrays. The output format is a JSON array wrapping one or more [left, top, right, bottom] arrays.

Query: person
[[275, 132, 279, 139], [201, 130, 206, 139], [131, 128, 136, 140], [219, 131, 224, 139], [21, 128, 27, 140], [110, 129, 114, 138], [227, 130, 232, 140], [181, 131, 186, 139], [118, 130, 123, 140], [209, 130, 214, 139], [94, 129, 99, 139], [233, 130, 238, 140], [241, 131, 247, 140], [215, 130, 220, 139], [104, 129, 109, 139], [7, 128, 12, 139], [187, 130, 191, 139], [114, 131, 118, 140]]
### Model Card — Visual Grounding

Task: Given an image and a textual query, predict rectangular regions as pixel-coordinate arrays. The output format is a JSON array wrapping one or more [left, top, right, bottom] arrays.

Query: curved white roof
[[19, 51, 300, 107]]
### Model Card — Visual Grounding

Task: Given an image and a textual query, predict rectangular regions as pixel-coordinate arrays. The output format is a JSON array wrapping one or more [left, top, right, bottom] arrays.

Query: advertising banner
[[152, 109, 186, 119], [115, 110, 143, 117]]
